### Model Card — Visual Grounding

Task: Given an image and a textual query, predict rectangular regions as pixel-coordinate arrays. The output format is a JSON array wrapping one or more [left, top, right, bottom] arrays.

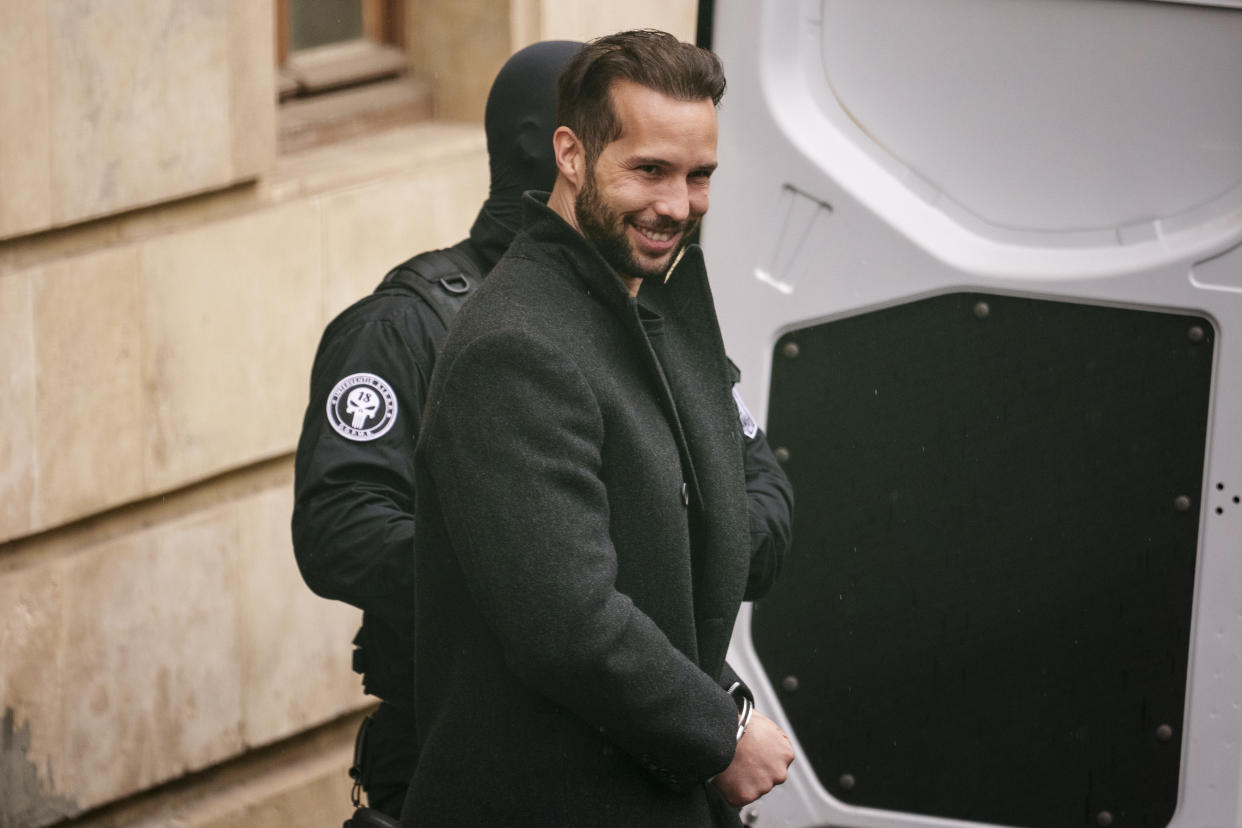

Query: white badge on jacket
[[327, 372, 398, 441], [732, 385, 759, 440]]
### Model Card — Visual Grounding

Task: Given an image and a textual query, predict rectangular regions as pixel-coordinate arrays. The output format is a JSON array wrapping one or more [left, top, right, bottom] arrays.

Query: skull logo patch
[[327, 373, 398, 441]]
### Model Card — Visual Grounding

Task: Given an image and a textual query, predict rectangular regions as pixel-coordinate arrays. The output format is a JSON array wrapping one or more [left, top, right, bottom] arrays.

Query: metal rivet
[[973, 301, 990, 319], [782, 341, 800, 359], [838, 773, 856, 791], [781, 675, 799, 693], [1174, 495, 1191, 512], [773, 447, 791, 464], [1156, 723, 1174, 741], [1188, 325, 1205, 343], [1096, 810, 1114, 826]]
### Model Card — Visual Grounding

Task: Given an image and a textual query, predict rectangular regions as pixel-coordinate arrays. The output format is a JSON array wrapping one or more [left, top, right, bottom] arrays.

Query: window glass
[[290, 0, 364, 51]]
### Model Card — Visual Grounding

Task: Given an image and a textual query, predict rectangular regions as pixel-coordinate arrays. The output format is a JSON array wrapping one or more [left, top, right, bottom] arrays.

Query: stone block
[[236, 486, 364, 748], [47, 0, 233, 226], [61, 712, 364, 828], [0, 2, 52, 240], [184, 751, 353, 828], [140, 201, 323, 494], [227, 0, 276, 180], [514, 0, 698, 45], [0, 557, 78, 827], [408, 0, 512, 122], [59, 508, 245, 810], [32, 246, 145, 532], [0, 273, 37, 542], [320, 151, 488, 317]]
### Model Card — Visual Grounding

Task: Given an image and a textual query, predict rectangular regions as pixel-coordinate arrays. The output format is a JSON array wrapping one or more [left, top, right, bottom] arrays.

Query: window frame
[[275, 0, 430, 154], [276, 0, 407, 100]]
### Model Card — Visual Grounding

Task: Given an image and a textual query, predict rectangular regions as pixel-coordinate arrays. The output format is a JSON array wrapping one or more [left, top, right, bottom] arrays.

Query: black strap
[[348, 714, 371, 807], [378, 248, 479, 330]]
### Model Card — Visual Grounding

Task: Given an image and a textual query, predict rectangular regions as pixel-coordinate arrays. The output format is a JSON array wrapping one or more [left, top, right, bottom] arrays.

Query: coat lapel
[[641, 247, 750, 676]]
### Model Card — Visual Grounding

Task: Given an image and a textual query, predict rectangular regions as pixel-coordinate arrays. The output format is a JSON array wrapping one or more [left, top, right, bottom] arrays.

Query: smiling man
[[565, 82, 714, 289], [403, 30, 793, 827]]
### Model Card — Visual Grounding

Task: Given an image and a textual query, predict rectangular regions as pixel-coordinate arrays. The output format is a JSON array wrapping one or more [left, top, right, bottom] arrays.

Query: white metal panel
[[819, 0, 1242, 237]]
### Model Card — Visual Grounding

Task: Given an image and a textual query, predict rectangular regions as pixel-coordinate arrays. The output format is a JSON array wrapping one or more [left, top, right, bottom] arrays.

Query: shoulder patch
[[732, 385, 759, 439], [326, 373, 398, 441]]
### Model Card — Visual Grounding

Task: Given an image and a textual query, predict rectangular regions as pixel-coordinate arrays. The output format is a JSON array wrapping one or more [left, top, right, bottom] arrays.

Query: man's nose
[[653, 179, 691, 222]]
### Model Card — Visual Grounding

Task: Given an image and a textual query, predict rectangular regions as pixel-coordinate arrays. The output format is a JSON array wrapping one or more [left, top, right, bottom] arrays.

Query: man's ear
[[553, 126, 586, 188]]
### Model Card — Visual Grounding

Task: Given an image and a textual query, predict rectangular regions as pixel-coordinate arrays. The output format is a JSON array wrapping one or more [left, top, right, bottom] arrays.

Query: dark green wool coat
[[404, 195, 753, 827]]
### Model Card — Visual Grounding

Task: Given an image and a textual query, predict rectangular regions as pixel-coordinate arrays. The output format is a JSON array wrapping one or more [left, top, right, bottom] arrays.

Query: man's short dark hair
[[556, 29, 726, 163]]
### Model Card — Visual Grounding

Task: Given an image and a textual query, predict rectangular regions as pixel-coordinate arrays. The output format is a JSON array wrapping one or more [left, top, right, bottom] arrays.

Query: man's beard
[[575, 170, 694, 283]]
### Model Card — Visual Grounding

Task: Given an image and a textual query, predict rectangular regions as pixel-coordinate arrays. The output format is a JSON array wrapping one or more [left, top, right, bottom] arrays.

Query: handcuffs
[[726, 681, 755, 743]]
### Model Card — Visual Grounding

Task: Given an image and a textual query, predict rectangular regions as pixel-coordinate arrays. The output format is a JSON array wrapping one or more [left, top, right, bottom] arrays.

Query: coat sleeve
[[291, 303, 437, 615], [423, 330, 740, 787], [741, 426, 794, 600], [726, 360, 794, 600]]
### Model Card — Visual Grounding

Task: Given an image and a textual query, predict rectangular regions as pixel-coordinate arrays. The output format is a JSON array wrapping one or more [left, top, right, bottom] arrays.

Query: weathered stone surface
[[32, 246, 145, 531], [48, 0, 233, 226], [185, 757, 353, 828], [226, 0, 276, 182], [0, 559, 77, 827], [526, 0, 697, 42], [62, 713, 362, 828], [59, 508, 245, 809], [140, 201, 323, 493], [236, 486, 364, 748], [0, 272, 37, 542], [408, 0, 512, 122], [320, 151, 488, 317], [2, 471, 366, 819], [0, 2, 52, 240]]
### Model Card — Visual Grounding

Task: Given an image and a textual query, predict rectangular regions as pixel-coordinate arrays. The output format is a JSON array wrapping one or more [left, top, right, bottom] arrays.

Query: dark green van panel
[[756, 292, 1213, 828]]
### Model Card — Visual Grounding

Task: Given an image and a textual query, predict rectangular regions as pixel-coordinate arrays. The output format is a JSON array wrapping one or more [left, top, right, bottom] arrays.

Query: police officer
[[292, 39, 793, 824]]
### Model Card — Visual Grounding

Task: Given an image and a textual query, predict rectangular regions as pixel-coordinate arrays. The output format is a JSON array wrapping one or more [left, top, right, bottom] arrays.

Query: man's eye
[[637, 165, 660, 175]]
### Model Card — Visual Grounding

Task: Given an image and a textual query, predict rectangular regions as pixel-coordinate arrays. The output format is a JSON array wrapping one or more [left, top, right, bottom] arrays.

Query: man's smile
[[630, 221, 683, 256]]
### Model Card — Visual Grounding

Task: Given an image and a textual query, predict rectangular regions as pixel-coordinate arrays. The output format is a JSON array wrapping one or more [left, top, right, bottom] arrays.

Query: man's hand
[[711, 711, 795, 807]]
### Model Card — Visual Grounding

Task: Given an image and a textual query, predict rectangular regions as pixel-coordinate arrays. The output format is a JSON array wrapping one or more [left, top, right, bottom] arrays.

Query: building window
[[277, 0, 407, 99], [276, 0, 431, 152]]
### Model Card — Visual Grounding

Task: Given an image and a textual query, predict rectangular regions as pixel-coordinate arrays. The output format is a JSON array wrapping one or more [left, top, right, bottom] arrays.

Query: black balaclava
[[478, 40, 582, 234]]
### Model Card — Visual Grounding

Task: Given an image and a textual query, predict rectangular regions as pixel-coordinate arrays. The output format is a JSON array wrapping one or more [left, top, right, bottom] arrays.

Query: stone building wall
[[0, 2, 697, 825]]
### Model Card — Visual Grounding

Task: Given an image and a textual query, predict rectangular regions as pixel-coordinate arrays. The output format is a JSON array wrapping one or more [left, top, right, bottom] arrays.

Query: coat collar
[[464, 202, 518, 273], [515, 191, 713, 320]]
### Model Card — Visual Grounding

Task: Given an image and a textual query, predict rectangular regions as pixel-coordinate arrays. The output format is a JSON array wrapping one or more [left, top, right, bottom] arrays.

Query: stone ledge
[[58, 711, 366, 828], [265, 120, 485, 202], [0, 121, 485, 277]]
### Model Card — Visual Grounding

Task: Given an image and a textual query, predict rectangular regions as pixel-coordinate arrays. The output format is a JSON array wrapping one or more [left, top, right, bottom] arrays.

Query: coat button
[[681, 482, 689, 506]]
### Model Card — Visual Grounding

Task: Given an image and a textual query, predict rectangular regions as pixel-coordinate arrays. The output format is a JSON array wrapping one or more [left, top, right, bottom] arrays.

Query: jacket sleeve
[[291, 303, 437, 614], [726, 361, 794, 600], [423, 330, 740, 787], [741, 426, 794, 600]]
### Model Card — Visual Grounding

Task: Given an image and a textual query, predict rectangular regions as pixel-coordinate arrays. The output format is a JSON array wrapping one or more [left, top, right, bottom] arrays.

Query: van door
[[704, 3, 1242, 826]]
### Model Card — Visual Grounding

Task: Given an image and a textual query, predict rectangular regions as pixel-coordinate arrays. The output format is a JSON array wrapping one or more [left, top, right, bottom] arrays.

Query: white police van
[[702, 2, 1242, 826]]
